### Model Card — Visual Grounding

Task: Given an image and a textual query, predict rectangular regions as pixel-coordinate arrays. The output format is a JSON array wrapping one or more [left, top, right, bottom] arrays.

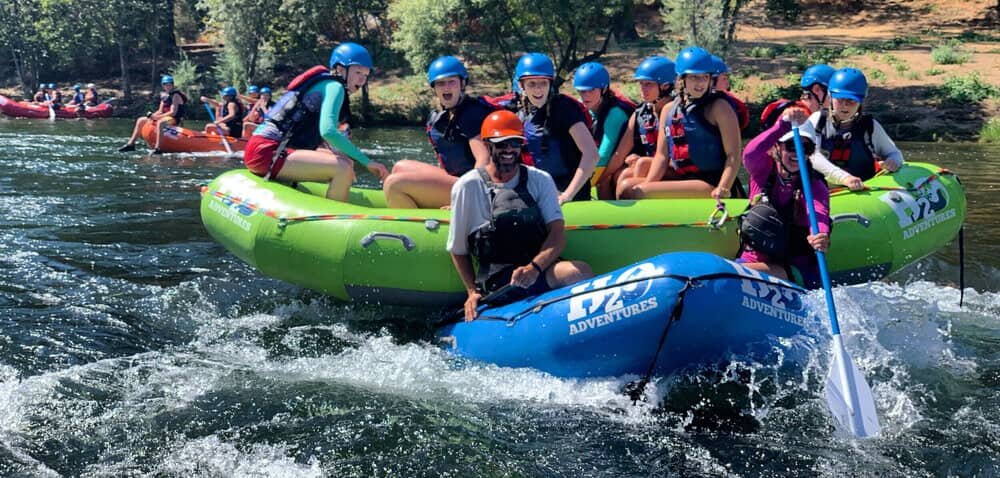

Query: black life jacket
[[159, 91, 188, 125], [632, 102, 659, 157], [84, 88, 99, 106], [817, 110, 878, 180], [222, 99, 245, 136], [50, 92, 63, 108], [739, 167, 818, 261], [262, 65, 350, 150], [516, 93, 593, 201], [426, 95, 495, 177], [469, 165, 549, 293], [33, 91, 45, 103]]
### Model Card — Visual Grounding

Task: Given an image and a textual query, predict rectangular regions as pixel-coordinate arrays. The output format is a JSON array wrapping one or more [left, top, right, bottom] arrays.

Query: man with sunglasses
[[737, 107, 831, 289], [447, 110, 593, 321]]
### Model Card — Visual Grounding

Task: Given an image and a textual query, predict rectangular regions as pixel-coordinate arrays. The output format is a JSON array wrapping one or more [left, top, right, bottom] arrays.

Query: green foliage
[[754, 81, 798, 104], [935, 73, 1000, 103], [926, 68, 945, 76], [727, 74, 746, 93], [619, 82, 641, 102], [795, 47, 840, 69], [840, 46, 867, 57], [170, 53, 201, 90], [931, 42, 971, 65], [980, 117, 1000, 143], [387, 0, 464, 72], [660, 0, 746, 55], [765, 0, 800, 21], [869, 69, 887, 84], [903, 71, 921, 81], [198, 0, 280, 85], [747, 46, 776, 59]]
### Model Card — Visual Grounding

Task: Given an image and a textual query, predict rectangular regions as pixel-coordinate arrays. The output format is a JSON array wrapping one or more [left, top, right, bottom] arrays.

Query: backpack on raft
[[739, 196, 791, 258]]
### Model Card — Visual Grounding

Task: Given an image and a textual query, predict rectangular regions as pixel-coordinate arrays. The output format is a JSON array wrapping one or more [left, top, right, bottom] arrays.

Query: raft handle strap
[[360, 232, 416, 251], [623, 278, 693, 403], [707, 200, 729, 229]]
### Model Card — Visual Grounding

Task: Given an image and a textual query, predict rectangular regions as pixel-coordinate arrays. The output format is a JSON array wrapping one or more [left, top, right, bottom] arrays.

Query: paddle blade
[[825, 335, 881, 438]]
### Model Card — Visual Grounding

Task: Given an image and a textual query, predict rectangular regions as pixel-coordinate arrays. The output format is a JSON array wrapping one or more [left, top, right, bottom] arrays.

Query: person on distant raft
[[66, 84, 85, 110], [118, 75, 187, 154], [201, 86, 245, 138], [242, 42, 389, 201], [571, 62, 635, 199], [508, 53, 599, 203], [242, 86, 273, 138], [382, 56, 494, 208], [738, 107, 830, 289], [618, 46, 743, 200], [45, 83, 63, 109], [239, 85, 261, 110], [83, 83, 100, 107], [448, 110, 593, 321], [710, 55, 749, 131], [611, 56, 676, 199], [32, 84, 46, 103], [808, 68, 904, 183]]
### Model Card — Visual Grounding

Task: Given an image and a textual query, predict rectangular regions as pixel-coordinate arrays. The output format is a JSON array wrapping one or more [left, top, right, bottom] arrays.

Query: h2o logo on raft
[[565, 262, 662, 336], [880, 179, 956, 240], [732, 262, 808, 328]]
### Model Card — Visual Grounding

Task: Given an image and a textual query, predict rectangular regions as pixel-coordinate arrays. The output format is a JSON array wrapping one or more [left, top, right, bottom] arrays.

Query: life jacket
[[50, 92, 63, 108], [159, 90, 188, 124], [760, 99, 812, 132], [260, 65, 350, 150], [482, 92, 518, 110], [722, 91, 750, 130], [632, 102, 659, 157], [426, 95, 496, 177], [222, 99, 245, 136], [84, 88, 99, 106], [246, 99, 274, 124], [33, 91, 45, 103], [469, 165, 549, 294], [739, 167, 817, 261], [591, 91, 636, 147], [816, 110, 879, 180], [516, 93, 593, 201], [665, 92, 728, 177], [70, 91, 84, 104]]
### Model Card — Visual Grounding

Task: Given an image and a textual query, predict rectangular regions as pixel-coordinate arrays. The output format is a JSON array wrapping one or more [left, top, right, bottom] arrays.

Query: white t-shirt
[[807, 110, 904, 183], [446, 166, 564, 255]]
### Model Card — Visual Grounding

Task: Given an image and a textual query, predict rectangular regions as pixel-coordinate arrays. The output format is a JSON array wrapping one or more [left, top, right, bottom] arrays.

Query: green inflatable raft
[[200, 162, 965, 306]]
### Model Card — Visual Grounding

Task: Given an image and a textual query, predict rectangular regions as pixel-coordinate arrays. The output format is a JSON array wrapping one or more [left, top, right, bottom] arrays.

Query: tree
[[199, 0, 280, 89], [660, 0, 746, 55]]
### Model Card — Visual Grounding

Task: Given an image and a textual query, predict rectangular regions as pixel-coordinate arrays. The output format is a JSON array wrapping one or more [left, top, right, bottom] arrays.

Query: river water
[[1, 118, 998, 476]]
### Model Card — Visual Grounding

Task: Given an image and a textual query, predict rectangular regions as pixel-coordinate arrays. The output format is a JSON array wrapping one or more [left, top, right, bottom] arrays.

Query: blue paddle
[[202, 102, 235, 155], [792, 124, 881, 438]]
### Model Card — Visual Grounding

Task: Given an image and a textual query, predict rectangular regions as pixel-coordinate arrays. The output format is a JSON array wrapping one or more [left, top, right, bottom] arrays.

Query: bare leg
[[624, 179, 714, 200], [740, 262, 788, 280], [548, 260, 594, 288], [153, 118, 176, 150], [125, 117, 150, 146], [615, 157, 653, 199], [390, 159, 441, 176], [383, 163, 457, 209], [274, 149, 355, 201]]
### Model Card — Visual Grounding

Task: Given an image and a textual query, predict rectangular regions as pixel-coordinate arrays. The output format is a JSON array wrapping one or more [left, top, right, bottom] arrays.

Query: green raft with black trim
[[199, 162, 965, 306]]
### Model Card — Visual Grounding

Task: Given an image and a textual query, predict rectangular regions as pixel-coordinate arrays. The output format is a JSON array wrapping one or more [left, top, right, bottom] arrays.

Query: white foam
[[159, 435, 323, 477]]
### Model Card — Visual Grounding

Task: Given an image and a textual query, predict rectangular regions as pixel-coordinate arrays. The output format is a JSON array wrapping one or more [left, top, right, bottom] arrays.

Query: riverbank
[[2, 0, 997, 141]]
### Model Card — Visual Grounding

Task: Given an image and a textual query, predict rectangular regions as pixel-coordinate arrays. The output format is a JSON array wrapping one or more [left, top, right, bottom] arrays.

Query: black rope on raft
[[622, 278, 694, 404]]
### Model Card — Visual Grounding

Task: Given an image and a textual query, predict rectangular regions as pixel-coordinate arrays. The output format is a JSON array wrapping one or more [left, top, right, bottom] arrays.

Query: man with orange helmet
[[448, 110, 593, 321]]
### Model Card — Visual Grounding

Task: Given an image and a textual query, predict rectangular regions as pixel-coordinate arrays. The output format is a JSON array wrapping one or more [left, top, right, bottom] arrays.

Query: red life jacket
[[722, 91, 750, 130], [760, 99, 812, 132]]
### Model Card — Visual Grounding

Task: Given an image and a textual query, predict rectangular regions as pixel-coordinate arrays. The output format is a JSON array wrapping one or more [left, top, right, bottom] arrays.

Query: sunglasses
[[492, 139, 523, 150], [782, 140, 815, 156]]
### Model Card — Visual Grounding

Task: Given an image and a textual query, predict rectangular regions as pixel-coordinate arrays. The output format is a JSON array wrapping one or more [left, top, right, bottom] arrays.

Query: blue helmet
[[160, 75, 174, 85], [329, 42, 373, 70], [572, 62, 610, 91], [427, 56, 468, 86], [633, 56, 676, 85], [220, 86, 238, 98], [260, 87, 272, 95], [675, 46, 714, 75], [73, 83, 82, 91], [514, 53, 555, 83], [710, 55, 730, 75], [828, 68, 868, 102], [48, 83, 56, 89], [800, 64, 836, 88], [247, 85, 259, 94]]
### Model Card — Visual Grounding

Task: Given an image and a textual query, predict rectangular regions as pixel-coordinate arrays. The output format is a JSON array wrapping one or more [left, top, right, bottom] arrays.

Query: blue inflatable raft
[[436, 252, 818, 378]]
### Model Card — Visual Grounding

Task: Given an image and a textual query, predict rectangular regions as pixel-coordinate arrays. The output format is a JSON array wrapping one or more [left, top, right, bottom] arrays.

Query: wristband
[[530, 261, 544, 274]]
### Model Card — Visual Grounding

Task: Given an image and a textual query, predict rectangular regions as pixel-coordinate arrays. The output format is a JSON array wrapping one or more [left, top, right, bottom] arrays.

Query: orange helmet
[[480, 110, 525, 142]]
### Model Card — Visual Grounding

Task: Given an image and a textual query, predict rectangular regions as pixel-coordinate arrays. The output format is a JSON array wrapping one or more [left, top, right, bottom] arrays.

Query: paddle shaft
[[202, 103, 234, 154], [44, 93, 56, 119]]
